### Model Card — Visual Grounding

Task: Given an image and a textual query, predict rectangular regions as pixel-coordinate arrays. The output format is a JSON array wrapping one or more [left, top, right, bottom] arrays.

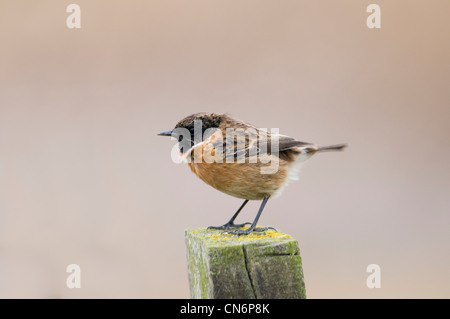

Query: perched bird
[[158, 112, 347, 235]]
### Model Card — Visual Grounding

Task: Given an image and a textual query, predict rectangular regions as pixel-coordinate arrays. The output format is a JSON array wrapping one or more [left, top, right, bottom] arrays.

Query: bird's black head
[[158, 112, 224, 153]]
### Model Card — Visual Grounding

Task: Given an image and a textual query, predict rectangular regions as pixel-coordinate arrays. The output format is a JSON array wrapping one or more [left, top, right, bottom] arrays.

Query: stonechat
[[159, 112, 347, 235]]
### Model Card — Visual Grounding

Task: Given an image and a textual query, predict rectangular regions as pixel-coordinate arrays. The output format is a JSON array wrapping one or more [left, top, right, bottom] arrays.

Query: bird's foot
[[207, 222, 251, 230], [224, 226, 277, 236]]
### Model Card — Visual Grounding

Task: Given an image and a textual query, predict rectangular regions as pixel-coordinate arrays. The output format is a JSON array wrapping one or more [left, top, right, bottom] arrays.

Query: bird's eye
[[178, 135, 183, 142]]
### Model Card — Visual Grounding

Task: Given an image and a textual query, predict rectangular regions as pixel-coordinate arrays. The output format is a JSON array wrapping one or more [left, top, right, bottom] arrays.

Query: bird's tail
[[317, 144, 348, 152]]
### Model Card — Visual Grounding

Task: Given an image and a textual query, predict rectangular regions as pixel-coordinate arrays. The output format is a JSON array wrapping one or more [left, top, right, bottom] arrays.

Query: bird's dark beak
[[158, 130, 173, 137]]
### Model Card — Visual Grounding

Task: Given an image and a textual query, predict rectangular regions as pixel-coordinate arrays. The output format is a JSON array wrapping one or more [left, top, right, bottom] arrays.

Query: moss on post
[[185, 227, 306, 299]]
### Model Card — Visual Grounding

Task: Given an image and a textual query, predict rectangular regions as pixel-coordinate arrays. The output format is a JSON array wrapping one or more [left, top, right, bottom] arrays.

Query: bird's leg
[[225, 196, 276, 235], [207, 200, 251, 230]]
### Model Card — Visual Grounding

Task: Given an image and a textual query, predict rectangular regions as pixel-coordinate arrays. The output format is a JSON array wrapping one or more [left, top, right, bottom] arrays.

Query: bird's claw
[[223, 226, 277, 236], [207, 222, 251, 230]]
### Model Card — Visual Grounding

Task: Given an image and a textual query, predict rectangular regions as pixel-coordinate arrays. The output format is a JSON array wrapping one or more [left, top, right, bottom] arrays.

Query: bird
[[158, 112, 347, 235]]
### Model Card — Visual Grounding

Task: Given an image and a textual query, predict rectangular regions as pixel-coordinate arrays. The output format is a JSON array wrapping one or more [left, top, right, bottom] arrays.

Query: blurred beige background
[[0, 0, 449, 298]]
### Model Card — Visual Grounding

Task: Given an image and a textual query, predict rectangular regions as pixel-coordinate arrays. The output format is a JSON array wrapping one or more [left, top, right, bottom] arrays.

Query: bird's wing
[[267, 134, 315, 152], [217, 129, 315, 162], [219, 128, 259, 161]]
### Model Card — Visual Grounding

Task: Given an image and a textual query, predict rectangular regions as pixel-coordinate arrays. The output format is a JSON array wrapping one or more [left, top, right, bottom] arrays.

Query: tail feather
[[317, 144, 348, 152]]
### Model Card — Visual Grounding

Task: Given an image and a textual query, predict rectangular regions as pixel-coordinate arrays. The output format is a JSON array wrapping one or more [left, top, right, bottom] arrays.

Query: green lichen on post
[[185, 230, 211, 298], [244, 241, 306, 299], [185, 227, 306, 299], [208, 245, 255, 298]]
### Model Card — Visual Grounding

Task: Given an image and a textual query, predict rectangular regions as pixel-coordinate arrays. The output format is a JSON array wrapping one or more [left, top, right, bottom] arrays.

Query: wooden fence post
[[185, 227, 306, 299]]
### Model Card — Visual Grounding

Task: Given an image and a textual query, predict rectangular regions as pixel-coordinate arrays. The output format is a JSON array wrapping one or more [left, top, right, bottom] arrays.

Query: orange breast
[[188, 158, 289, 200]]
